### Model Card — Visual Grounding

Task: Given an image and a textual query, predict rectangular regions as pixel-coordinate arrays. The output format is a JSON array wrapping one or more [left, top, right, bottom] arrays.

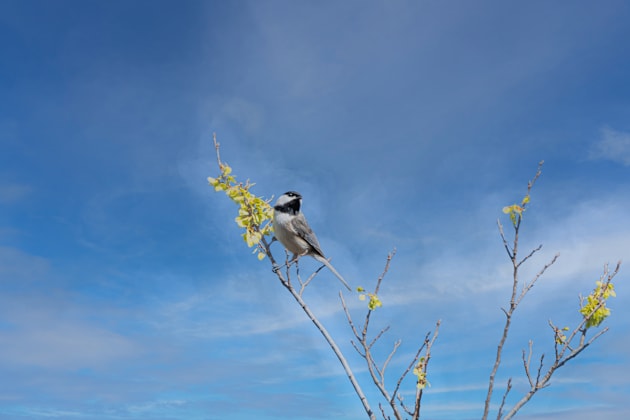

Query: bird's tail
[[314, 254, 352, 291]]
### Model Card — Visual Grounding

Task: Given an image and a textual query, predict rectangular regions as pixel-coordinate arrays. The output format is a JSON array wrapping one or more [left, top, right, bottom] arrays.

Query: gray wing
[[291, 214, 326, 257]]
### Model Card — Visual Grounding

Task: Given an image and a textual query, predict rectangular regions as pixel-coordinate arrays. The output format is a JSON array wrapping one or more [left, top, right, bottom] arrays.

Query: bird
[[272, 191, 351, 291]]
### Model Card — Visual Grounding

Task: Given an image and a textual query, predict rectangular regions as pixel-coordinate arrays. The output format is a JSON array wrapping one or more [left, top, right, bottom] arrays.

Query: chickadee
[[272, 191, 351, 291]]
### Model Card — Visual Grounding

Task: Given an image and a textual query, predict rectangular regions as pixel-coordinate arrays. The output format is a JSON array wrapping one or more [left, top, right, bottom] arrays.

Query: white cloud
[[348, 190, 630, 341], [590, 126, 630, 165], [530, 196, 629, 290]]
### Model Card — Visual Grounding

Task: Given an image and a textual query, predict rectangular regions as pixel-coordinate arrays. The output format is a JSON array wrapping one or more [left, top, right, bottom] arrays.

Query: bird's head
[[274, 191, 302, 214]]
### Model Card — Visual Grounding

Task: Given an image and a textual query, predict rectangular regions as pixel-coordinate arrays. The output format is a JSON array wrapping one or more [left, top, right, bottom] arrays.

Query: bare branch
[[502, 262, 621, 420], [212, 132, 223, 168], [533, 161, 544, 185], [497, 219, 514, 260], [379, 403, 389, 420], [548, 320, 562, 361], [397, 393, 413, 417], [535, 353, 545, 388], [298, 263, 326, 296], [392, 333, 429, 405], [216, 147, 619, 420], [484, 289, 515, 419], [522, 340, 534, 388], [382, 339, 402, 379], [350, 339, 365, 358], [496, 378, 512, 420], [517, 253, 559, 305], [340, 252, 399, 419], [484, 161, 552, 420], [286, 279, 375, 418], [262, 245, 375, 419], [556, 327, 608, 369], [369, 326, 391, 350], [340, 292, 362, 343], [340, 250, 441, 420], [413, 320, 441, 420], [375, 249, 397, 295], [516, 244, 542, 268]]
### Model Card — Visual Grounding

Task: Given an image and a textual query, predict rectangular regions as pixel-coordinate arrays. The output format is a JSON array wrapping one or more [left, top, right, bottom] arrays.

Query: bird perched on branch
[[272, 191, 351, 291]]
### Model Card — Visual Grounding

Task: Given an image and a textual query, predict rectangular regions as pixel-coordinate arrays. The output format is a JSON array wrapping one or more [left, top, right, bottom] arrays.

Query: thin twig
[[379, 403, 389, 420], [483, 162, 549, 420], [212, 132, 223, 168], [298, 264, 325, 296], [496, 378, 512, 420], [350, 339, 365, 357], [261, 234, 376, 419], [392, 335, 428, 404], [214, 135, 373, 418], [341, 250, 414, 420], [413, 320, 441, 420], [522, 340, 534, 388], [535, 354, 545, 388], [397, 393, 413, 417], [279, 267, 375, 419], [516, 244, 542, 268], [382, 340, 402, 380], [497, 220, 513, 260], [369, 326, 392, 349], [502, 262, 621, 420], [517, 253, 559, 305], [340, 293, 362, 342]]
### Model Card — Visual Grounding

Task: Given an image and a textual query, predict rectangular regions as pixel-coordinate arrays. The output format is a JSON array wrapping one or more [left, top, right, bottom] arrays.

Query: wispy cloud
[[0, 325, 141, 370], [0, 182, 31, 204], [0, 407, 87, 418], [2, 1, 629, 418], [590, 126, 630, 165], [151, 271, 364, 340], [0, 298, 143, 370], [0, 246, 50, 283]]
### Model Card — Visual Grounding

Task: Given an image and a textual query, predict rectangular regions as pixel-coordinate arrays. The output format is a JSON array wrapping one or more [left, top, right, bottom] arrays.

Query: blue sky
[[1, 1, 630, 419]]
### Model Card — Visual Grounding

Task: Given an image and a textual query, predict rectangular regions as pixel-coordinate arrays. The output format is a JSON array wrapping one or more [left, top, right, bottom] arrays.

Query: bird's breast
[[273, 212, 310, 255]]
